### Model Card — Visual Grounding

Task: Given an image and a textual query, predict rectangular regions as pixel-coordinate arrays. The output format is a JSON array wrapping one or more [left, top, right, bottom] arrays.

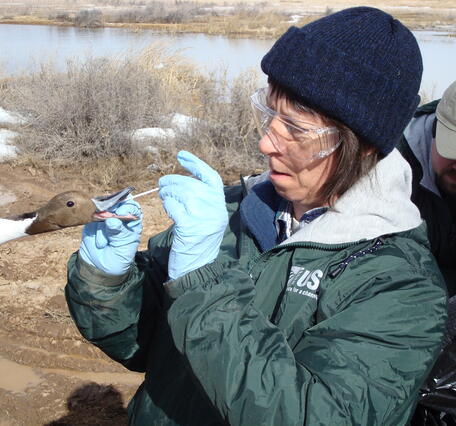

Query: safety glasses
[[250, 87, 341, 161]]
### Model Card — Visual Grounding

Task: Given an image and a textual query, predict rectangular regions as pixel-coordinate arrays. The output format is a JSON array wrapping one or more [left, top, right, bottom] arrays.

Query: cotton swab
[[130, 188, 159, 200]]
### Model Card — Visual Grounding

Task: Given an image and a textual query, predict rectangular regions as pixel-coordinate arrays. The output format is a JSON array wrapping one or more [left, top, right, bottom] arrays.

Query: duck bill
[[92, 211, 139, 222], [91, 186, 139, 222], [91, 186, 135, 211]]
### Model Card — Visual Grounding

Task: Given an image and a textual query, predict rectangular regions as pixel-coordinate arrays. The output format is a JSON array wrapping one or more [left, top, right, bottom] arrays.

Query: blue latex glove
[[159, 151, 228, 280], [79, 200, 142, 275]]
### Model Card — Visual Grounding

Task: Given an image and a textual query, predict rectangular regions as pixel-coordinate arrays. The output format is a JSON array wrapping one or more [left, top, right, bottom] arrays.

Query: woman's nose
[[258, 132, 280, 156]]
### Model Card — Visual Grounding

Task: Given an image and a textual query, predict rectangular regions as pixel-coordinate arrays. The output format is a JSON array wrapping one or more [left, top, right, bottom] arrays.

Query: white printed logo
[[286, 266, 323, 299]]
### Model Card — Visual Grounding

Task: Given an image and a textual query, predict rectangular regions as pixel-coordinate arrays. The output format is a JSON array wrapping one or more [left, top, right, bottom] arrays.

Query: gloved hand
[[159, 151, 228, 280], [79, 200, 142, 275]]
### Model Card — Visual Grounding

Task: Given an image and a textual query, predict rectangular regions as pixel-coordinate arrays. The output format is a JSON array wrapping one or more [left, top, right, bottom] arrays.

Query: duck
[[0, 186, 137, 245]]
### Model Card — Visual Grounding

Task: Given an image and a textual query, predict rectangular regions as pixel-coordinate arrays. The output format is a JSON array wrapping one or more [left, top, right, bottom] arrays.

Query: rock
[[24, 282, 41, 290]]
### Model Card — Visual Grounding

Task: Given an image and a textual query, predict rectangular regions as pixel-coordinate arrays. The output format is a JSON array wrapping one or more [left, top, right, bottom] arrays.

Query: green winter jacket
[[66, 149, 447, 426]]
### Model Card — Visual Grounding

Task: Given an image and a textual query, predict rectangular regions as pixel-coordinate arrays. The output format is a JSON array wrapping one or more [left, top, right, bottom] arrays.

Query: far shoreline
[[1, 14, 455, 39]]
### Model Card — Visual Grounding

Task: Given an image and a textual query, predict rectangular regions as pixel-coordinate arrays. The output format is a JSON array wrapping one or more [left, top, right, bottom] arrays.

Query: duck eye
[[66, 201, 75, 208]]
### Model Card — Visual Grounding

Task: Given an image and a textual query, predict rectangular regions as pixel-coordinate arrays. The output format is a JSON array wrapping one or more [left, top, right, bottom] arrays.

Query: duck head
[[1, 186, 137, 244], [23, 191, 111, 234]]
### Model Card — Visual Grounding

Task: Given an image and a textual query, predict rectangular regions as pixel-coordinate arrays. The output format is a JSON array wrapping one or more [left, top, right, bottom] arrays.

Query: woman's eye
[[66, 201, 75, 208], [286, 124, 305, 138], [285, 123, 295, 134]]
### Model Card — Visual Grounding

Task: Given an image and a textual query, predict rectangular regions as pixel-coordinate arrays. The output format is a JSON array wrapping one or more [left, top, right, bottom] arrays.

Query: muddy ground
[[0, 163, 172, 425]]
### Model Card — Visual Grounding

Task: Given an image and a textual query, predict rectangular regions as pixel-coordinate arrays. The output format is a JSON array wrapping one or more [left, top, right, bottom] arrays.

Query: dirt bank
[[0, 163, 171, 425]]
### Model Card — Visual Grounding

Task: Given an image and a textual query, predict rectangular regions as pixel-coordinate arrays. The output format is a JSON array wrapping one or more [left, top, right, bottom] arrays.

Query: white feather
[[0, 217, 36, 244]]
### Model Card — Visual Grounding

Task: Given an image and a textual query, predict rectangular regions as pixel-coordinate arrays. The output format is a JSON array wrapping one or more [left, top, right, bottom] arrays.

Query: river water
[[0, 24, 455, 98]]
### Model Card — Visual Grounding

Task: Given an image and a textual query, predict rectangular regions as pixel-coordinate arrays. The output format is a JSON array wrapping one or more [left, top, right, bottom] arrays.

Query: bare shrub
[[1, 56, 166, 162], [75, 9, 104, 28], [194, 6, 291, 37], [138, 46, 264, 172], [107, 1, 201, 24], [1, 46, 266, 183], [108, 9, 138, 23], [229, 2, 270, 18], [137, 44, 209, 113], [51, 12, 72, 22], [170, 69, 266, 173]]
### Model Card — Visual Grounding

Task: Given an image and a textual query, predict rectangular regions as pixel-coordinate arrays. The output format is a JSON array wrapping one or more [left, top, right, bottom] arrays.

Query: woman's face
[[258, 94, 338, 219]]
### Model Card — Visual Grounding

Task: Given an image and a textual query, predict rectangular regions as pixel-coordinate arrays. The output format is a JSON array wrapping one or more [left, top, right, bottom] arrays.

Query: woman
[[67, 7, 447, 425]]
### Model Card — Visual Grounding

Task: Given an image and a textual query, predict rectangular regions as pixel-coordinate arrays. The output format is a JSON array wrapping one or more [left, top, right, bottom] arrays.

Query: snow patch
[[131, 128, 176, 141], [0, 144, 18, 162], [0, 107, 26, 125], [130, 113, 198, 144], [0, 129, 20, 145], [130, 113, 200, 154], [169, 113, 198, 132], [0, 128, 20, 162], [200, 6, 235, 14], [287, 15, 302, 23]]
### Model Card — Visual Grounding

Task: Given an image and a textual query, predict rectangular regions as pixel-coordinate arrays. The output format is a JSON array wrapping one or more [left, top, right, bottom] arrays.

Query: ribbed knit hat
[[261, 7, 423, 155]]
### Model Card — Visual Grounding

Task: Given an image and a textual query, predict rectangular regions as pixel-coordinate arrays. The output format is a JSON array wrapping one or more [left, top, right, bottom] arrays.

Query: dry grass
[[0, 46, 265, 186], [2, 57, 165, 160], [2, 0, 454, 35], [280, 0, 456, 9], [0, 2, 296, 37], [138, 45, 266, 175], [171, 69, 264, 168]]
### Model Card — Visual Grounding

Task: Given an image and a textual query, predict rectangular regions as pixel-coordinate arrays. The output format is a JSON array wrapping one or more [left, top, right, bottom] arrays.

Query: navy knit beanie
[[261, 7, 423, 155]]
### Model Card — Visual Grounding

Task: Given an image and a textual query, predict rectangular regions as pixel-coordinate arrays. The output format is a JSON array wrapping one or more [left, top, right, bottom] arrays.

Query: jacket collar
[[240, 179, 281, 252], [240, 149, 423, 246], [404, 113, 441, 196]]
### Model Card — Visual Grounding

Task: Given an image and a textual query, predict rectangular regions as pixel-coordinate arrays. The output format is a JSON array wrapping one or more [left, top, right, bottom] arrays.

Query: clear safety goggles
[[250, 87, 341, 161]]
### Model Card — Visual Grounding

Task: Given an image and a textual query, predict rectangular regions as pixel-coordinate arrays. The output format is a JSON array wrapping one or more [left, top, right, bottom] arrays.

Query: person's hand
[[159, 151, 228, 280], [79, 201, 142, 275]]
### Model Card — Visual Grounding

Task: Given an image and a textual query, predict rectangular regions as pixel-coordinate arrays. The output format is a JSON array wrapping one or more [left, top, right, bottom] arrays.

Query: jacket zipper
[[247, 240, 360, 280], [327, 238, 385, 279]]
